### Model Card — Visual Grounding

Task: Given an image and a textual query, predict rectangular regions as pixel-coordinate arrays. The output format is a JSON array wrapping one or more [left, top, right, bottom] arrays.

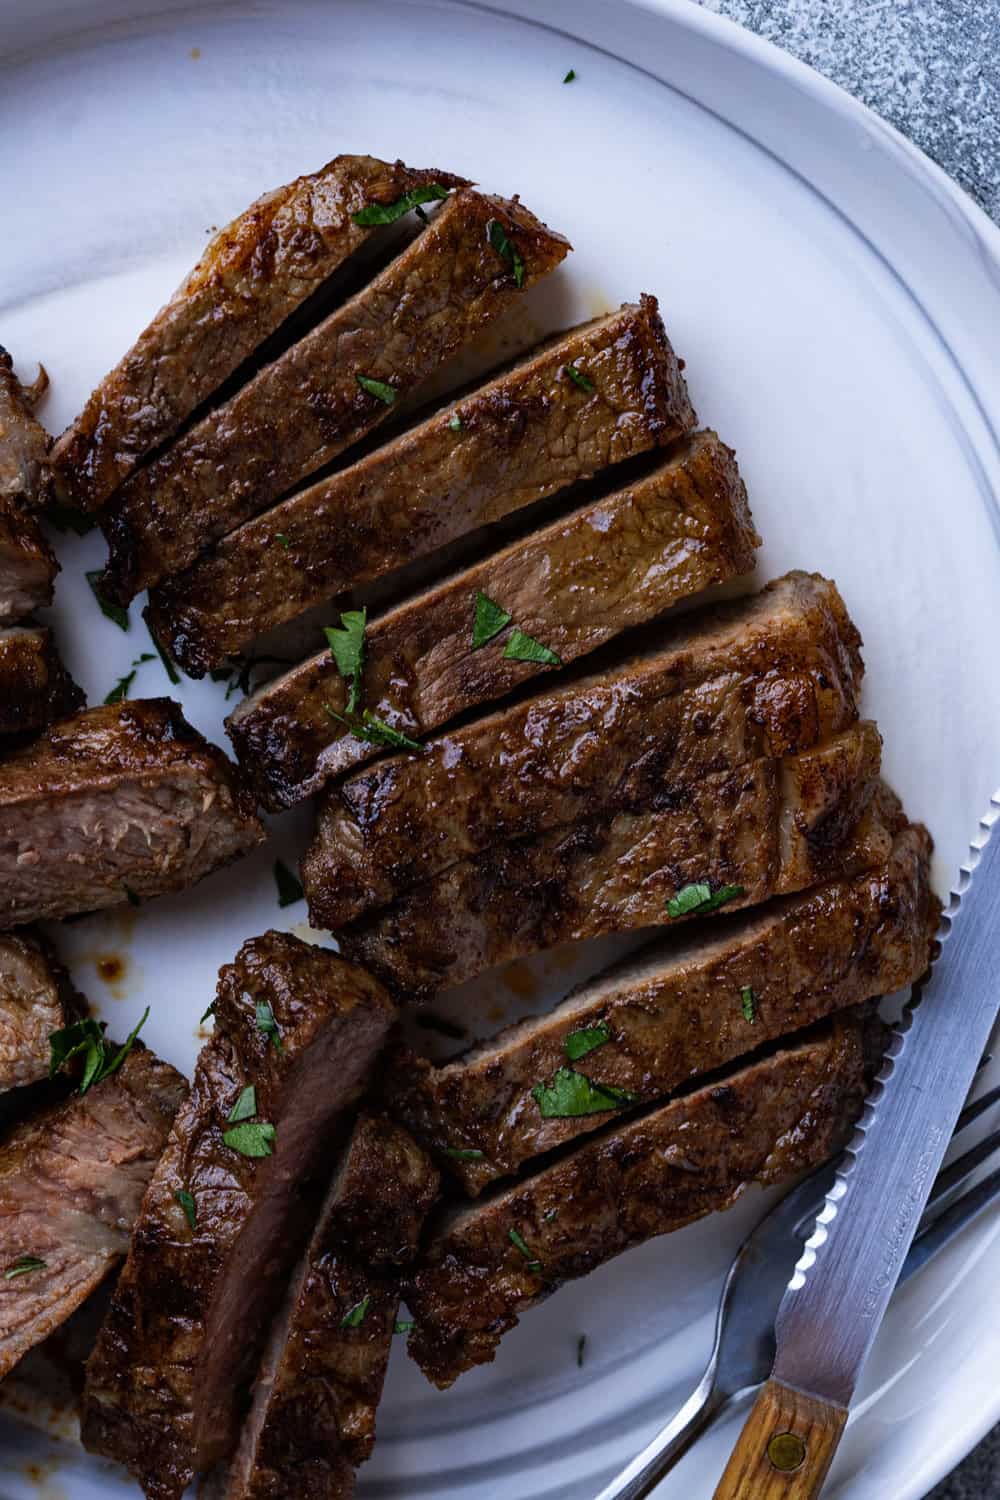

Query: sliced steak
[[0, 504, 58, 624], [0, 930, 85, 1094], [387, 823, 937, 1194], [81, 934, 396, 1500], [0, 699, 263, 929], [0, 348, 51, 513], [0, 1044, 186, 1381], [51, 156, 467, 513], [219, 1112, 438, 1500], [99, 188, 571, 604], [340, 724, 893, 1000], [229, 430, 758, 811], [305, 572, 863, 930], [0, 625, 83, 739], [146, 297, 695, 674], [405, 1013, 876, 1387]]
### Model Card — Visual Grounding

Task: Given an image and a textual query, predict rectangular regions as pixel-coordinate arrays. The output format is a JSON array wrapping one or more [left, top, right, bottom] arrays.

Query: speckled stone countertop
[[687, 7, 999, 1491]]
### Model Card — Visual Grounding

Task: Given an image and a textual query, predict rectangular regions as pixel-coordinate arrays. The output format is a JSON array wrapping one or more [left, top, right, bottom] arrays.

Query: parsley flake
[[353, 184, 450, 226], [564, 363, 594, 393], [174, 1190, 197, 1230], [486, 218, 525, 288], [223, 1121, 276, 1158], [256, 1000, 284, 1054], [532, 1066, 636, 1119], [324, 608, 366, 714], [105, 653, 155, 705], [227, 1085, 257, 1124], [86, 572, 129, 631], [275, 533, 291, 551], [577, 1333, 587, 1366], [741, 986, 757, 1024], [448, 413, 463, 431], [472, 591, 512, 650], [340, 1295, 371, 1328], [325, 705, 423, 753], [508, 1228, 540, 1272], [503, 629, 562, 667], [564, 68, 577, 83], [48, 1008, 149, 1096], [273, 859, 304, 908], [394, 1319, 414, 1334], [356, 374, 397, 405], [148, 627, 181, 685], [4, 1255, 47, 1280], [200, 1001, 217, 1024], [666, 882, 745, 919], [442, 1147, 484, 1161], [564, 1023, 610, 1062]]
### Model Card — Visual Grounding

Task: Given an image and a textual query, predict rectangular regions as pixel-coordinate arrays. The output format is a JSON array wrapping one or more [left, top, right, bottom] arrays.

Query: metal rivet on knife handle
[[767, 1432, 807, 1472]]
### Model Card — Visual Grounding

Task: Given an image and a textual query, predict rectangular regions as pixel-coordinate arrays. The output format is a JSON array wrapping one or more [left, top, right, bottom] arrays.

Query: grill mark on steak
[[81, 933, 396, 1500], [404, 1014, 875, 1387], [0, 348, 51, 514], [0, 626, 83, 740], [217, 1113, 439, 1500], [50, 157, 468, 513], [0, 1045, 186, 1381], [0, 930, 85, 1095], [145, 296, 695, 674], [0, 699, 263, 929], [304, 572, 863, 930], [227, 430, 758, 811], [339, 725, 893, 1000], [98, 189, 571, 604], [385, 824, 938, 1194]]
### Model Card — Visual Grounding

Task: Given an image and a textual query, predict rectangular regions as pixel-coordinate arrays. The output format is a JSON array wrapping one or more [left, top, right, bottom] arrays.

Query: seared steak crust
[[81, 934, 396, 1500], [219, 1114, 438, 1500], [0, 930, 85, 1094], [340, 725, 892, 999], [52, 156, 467, 512], [0, 699, 263, 929], [0, 506, 58, 624], [100, 189, 571, 603], [305, 572, 863, 930], [0, 1045, 186, 1380], [0, 348, 51, 513], [146, 297, 695, 674], [229, 430, 758, 811], [387, 824, 937, 1193], [0, 626, 83, 739], [405, 1015, 875, 1387]]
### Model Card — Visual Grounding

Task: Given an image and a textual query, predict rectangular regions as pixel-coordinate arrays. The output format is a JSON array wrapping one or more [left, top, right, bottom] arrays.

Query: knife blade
[[713, 793, 1000, 1498]]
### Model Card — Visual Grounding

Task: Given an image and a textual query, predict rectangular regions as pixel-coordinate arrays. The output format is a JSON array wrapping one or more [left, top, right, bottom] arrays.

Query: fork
[[595, 1074, 1000, 1500]]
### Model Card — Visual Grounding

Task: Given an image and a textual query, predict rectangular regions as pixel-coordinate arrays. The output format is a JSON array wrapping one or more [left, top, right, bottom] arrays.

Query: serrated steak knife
[[713, 794, 1000, 1499]]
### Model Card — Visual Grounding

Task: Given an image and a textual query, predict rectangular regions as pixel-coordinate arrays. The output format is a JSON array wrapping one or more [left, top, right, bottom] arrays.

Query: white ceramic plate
[[1, 2, 999, 1496]]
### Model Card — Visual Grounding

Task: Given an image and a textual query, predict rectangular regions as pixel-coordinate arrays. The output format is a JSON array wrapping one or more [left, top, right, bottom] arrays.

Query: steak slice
[[0, 699, 263, 930], [387, 823, 938, 1194], [0, 505, 58, 624], [81, 934, 396, 1500], [146, 296, 695, 674], [99, 188, 571, 604], [340, 724, 892, 1000], [0, 348, 51, 513], [405, 1013, 876, 1387], [218, 1112, 439, 1500], [229, 430, 758, 811], [51, 155, 468, 512], [0, 625, 83, 739], [0, 1044, 186, 1380], [0, 930, 85, 1094], [305, 572, 863, 930]]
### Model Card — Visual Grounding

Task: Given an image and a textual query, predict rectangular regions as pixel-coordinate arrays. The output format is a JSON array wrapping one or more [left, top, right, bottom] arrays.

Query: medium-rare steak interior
[[405, 1013, 878, 1388], [52, 155, 468, 513], [145, 295, 696, 674], [305, 571, 864, 930], [218, 1112, 439, 1500], [99, 187, 572, 604], [0, 699, 263, 929], [0, 1043, 185, 1381], [81, 934, 396, 1500], [0, 930, 84, 1095], [228, 429, 758, 810], [0, 625, 83, 739], [386, 823, 938, 1193]]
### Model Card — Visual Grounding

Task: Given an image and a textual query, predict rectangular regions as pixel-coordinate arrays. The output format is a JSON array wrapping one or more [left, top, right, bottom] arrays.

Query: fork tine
[[925, 1123, 1000, 1208], [901, 1165, 1000, 1286], [953, 1081, 1000, 1137]]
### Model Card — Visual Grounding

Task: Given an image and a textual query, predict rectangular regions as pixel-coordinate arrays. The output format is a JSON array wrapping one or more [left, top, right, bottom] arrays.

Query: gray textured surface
[[691, 8, 1000, 1496]]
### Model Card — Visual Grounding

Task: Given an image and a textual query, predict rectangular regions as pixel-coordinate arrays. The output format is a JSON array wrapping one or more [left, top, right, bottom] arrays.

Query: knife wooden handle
[[711, 1378, 848, 1499]]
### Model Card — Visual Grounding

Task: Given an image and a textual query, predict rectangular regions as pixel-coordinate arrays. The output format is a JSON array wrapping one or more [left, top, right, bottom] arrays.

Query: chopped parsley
[[393, 1319, 414, 1335], [564, 69, 577, 83], [415, 1012, 466, 1040], [503, 629, 562, 667], [577, 1333, 587, 1366], [564, 363, 594, 393], [273, 859, 304, 908], [325, 705, 423, 753], [223, 1121, 276, 1158], [353, 183, 450, 226], [148, 627, 181, 685], [532, 1066, 636, 1119], [4, 1255, 47, 1280], [86, 571, 129, 631], [324, 608, 366, 713], [48, 1008, 149, 1096], [200, 1001, 217, 1024], [471, 591, 512, 650], [741, 986, 757, 1024], [340, 1295, 371, 1328], [275, 532, 291, 551], [227, 1085, 257, 1124], [104, 653, 155, 705], [486, 217, 525, 288], [665, 882, 745, 919], [174, 1190, 197, 1230], [448, 413, 463, 431], [356, 374, 397, 405], [509, 1228, 541, 1273], [564, 1023, 610, 1062], [255, 1000, 284, 1054], [442, 1147, 484, 1161]]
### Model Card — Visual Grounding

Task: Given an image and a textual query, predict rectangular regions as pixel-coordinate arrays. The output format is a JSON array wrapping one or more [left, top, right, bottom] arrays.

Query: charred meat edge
[[0, 625, 83, 738], [0, 928, 86, 1094], [0, 346, 52, 513]]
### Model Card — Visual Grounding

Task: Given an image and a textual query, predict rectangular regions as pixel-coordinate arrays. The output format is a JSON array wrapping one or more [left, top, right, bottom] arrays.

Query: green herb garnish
[[227, 1085, 257, 1124], [104, 653, 155, 705], [394, 1319, 414, 1334], [442, 1147, 484, 1161], [532, 1066, 636, 1119], [273, 859, 304, 908], [223, 1121, 276, 1158], [275, 533, 291, 551], [353, 184, 450, 226], [340, 1295, 371, 1328], [665, 882, 745, 919], [472, 591, 512, 650], [325, 705, 423, 753], [564, 363, 594, 393], [577, 1333, 587, 1365], [200, 1001, 216, 1024], [324, 608, 366, 714], [87, 571, 129, 631], [255, 1000, 284, 1054], [448, 413, 463, 431], [486, 217, 525, 288], [564, 1023, 610, 1062], [4, 1255, 47, 1280], [508, 1228, 540, 1272], [741, 986, 757, 1024], [564, 68, 577, 83], [148, 627, 181, 685], [356, 374, 397, 405], [174, 1190, 197, 1230], [48, 1007, 149, 1096], [503, 629, 561, 667]]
